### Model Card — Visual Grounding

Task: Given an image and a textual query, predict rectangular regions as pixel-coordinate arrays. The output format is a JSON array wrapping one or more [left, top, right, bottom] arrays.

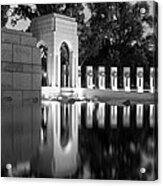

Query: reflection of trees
[[78, 104, 157, 180]]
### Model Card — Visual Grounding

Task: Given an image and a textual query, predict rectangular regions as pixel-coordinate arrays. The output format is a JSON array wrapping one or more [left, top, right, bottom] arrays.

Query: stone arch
[[60, 42, 71, 87], [37, 40, 49, 86]]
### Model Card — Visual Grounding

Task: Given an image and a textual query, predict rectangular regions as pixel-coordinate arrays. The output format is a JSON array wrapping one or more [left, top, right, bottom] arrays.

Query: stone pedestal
[[150, 67, 155, 93], [111, 67, 117, 91], [137, 67, 144, 93], [98, 66, 105, 89], [123, 67, 130, 92], [86, 66, 93, 89]]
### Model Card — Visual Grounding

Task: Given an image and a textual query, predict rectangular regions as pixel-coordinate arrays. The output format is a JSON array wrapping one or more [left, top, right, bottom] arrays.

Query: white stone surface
[[123, 67, 130, 92], [111, 67, 118, 91], [137, 67, 144, 93], [98, 66, 105, 89]]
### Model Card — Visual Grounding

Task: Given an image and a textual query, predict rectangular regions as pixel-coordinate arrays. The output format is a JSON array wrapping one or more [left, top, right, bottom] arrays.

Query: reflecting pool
[[1, 100, 158, 180]]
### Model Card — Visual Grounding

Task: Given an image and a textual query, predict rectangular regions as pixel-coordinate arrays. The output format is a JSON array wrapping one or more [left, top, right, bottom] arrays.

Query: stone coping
[[1, 27, 32, 36]]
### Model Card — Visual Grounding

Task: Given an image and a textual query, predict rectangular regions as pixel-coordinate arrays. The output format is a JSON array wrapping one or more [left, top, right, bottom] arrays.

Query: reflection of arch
[[37, 40, 49, 86], [60, 104, 72, 148], [60, 42, 70, 87]]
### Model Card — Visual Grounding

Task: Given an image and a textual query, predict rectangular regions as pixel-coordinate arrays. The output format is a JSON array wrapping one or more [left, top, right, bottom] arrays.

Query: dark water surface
[[1, 101, 158, 180]]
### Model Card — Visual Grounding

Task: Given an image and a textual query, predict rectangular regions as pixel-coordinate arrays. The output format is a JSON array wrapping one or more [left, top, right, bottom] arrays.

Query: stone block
[[23, 64, 33, 73], [22, 91, 40, 105], [1, 72, 13, 90], [1, 43, 12, 62], [33, 65, 41, 73], [2, 62, 23, 72], [13, 72, 32, 90], [1, 91, 22, 105], [13, 45, 32, 63], [21, 35, 37, 47], [32, 74, 41, 90], [32, 48, 41, 65], [2, 32, 20, 44]]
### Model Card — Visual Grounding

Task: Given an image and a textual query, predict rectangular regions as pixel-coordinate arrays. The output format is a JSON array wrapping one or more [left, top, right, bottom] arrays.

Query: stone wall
[[1, 28, 41, 105]]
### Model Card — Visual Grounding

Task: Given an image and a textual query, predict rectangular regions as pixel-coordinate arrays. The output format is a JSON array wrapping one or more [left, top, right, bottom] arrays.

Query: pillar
[[111, 67, 118, 91], [150, 67, 155, 93], [98, 66, 106, 89], [123, 67, 130, 92], [86, 66, 93, 89], [137, 67, 144, 93]]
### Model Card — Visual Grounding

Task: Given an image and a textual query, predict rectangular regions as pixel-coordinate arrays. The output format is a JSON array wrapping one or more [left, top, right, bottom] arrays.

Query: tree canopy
[[1, 2, 157, 69]]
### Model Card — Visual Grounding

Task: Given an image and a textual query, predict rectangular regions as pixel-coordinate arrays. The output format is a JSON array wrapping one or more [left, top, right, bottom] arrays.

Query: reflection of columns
[[149, 104, 155, 128], [123, 106, 130, 127], [52, 102, 78, 177], [137, 67, 144, 93], [111, 67, 117, 91], [97, 103, 105, 128], [110, 105, 117, 128], [123, 67, 130, 92], [98, 66, 105, 89], [86, 66, 93, 89], [86, 102, 94, 128], [78, 66, 81, 88], [76, 102, 81, 128], [136, 104, 143, 128], [150, 67, 155, 93]]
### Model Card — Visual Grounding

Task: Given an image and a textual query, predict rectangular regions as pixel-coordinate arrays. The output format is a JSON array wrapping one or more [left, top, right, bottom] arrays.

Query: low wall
[[1, 28, 41, 105]]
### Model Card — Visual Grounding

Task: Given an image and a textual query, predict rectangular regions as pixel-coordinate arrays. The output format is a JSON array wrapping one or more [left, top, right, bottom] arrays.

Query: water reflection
[[1, 101, 158, 180], [123, 106, 130, 127], [110, 105, 118, 128]]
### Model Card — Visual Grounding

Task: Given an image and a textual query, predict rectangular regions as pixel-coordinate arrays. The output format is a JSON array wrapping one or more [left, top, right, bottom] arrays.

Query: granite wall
[[1, 28, 41, 105]]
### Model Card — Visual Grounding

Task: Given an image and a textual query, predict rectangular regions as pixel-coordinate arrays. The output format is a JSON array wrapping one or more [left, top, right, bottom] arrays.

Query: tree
[[80, 2, 156, 68], [1, 4, 85, 29]]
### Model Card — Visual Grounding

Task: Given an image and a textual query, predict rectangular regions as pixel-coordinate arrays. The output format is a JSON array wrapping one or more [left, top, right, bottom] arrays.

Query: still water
[[1, 101, 158, 180]]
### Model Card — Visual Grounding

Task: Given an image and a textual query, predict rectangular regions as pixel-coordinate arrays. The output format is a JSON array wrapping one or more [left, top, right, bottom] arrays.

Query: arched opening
[[37, 40, 49, 86], [60, 42, 70, 87]]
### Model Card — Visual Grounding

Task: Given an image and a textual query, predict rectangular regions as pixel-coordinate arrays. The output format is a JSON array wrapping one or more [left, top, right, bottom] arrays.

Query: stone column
[[98, 66, 105, 89], [136, 104, 143, 128], [123, 67, 130, 92], [111, 67, 118, 91], [86, 66, 93, 89], [137, 67, 144, 93], [110, 105, 117, 128], [97, 103, 105, 128], [123, 106, 130, 127], [150, 67, 155, 93]]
